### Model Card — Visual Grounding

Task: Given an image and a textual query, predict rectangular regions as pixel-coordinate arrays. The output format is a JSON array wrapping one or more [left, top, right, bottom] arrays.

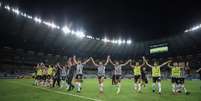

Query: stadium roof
[[2, 1, 201, 41], [0, 0, 201, 58]]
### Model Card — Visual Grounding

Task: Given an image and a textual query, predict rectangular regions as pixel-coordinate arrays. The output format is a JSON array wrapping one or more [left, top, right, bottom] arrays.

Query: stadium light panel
[[122, 40, 126, 44], [5, 5, 10, 11], [71, 30, 76, 35], [20, 13, 27, 17], [184, 29, 188, 33], [1, 3, 134, 45], [34, 17, 42, 23], [86, 35, 94, 39], [50, 22, 57, 28], [102, 38, 107, 42], [117, 39, 122, 44], [114, 40, 118, 44], [126, 40, 132, 44], [43, 21, 59, 29], [86, 35, 92, 39], [62, 26, 71, 34], [27, 15, 32, 19], [56, 26, 60, 29], [12, 8, 20, 15], [102, 37, 109, 42], [75, 31, 85, 38], [185, 24, 201, 32], [191, 26, 199, 31]]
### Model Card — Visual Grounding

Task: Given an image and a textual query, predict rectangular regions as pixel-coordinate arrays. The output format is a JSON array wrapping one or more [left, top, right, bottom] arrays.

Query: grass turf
[[0, 79, 200, 101]]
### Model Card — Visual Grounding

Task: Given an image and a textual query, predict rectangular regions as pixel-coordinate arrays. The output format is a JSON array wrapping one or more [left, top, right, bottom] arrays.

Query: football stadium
[[0, 1, 201, 101]]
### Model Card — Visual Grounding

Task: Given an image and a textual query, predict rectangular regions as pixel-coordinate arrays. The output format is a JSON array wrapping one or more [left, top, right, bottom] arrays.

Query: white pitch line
[[10, 81, 102, 101], [39, 87, 102, 101]]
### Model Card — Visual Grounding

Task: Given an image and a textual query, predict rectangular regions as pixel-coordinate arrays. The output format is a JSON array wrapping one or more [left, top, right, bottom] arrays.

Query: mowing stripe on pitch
[[10, 81, 102, 101]]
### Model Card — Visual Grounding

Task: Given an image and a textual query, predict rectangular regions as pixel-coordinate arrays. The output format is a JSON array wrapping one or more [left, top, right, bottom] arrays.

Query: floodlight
[[75, 31, 85, 38], [5, 5, 10, 11], [117, 39, 122, 44], [27, 15, 32, 19], [34, 17, 42, 23], [20, 13, 27, 17], [86, 35, 93, 39], [126, 40, 132, 44], [102, 37, 108, 42], [12, 8, 20, 15], [114, 40, 118, 44], [62, 26, 71, 34], [43, 21, 59, 29], [192, 26, 199, 31], [122, 40, 126, 44]]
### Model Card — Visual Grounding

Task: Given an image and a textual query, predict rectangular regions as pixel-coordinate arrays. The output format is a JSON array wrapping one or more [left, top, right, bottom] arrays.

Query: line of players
[[33, 56, 191, 95]]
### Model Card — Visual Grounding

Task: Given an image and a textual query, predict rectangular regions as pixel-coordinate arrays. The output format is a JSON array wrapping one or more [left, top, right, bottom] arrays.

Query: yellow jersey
[[133, 66, 141, 75], [37, 69, 42, 76], [152, 66, 161, 77], [171, 67, 181, 77], [48, 67, 53, 75]]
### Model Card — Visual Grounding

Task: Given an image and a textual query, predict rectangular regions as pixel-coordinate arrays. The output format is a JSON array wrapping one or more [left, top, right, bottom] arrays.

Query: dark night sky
[[3, 0, 201, 41]]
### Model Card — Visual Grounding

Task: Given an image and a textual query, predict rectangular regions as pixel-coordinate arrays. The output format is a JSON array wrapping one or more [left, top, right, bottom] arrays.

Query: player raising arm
[[168, 61, 180, 94], [143, 56, 170, 95], [47, 65, 53, 87], [177, 62, 190, 95], [73, 56, 90, 93], [196, 68, 201, 80], [60, 64, 67, 89], [67, 57, 76, 91], [130, 59, 145, 92], [109, 58, 131, 94], [91, 56, 110, 94]]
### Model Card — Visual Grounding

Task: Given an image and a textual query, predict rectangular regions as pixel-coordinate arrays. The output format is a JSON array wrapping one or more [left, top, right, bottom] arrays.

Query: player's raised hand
[[90, 57, 93, 60]]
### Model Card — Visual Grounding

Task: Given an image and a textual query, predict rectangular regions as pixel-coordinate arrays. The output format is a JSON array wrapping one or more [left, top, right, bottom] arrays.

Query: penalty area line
[[10, 81, 102, 101]]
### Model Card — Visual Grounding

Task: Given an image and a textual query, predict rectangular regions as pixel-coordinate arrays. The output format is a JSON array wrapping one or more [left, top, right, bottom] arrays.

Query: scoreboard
[[149, 43, 168, 54]]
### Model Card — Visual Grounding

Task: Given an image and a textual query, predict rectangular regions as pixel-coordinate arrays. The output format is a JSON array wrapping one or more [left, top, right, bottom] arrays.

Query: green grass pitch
[[0, 79, 200, 101]]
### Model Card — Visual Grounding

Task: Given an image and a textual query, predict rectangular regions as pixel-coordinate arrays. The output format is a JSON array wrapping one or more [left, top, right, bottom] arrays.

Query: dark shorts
[[152, 77, 161, 83], [97, 75, 105, 80], [67, 76, 73, 83], [42, 75, 47, 80], [47, 75, 52, 79], [176, 77, 185, 84], [134, 75, 141, 83], [113, 75, 121, 81], [36, 75, 42, 80], [141, 75, 148, 83], [32, 75, 36, 79], [171, 77, 177, 83], [75, 74, 83, 79]]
